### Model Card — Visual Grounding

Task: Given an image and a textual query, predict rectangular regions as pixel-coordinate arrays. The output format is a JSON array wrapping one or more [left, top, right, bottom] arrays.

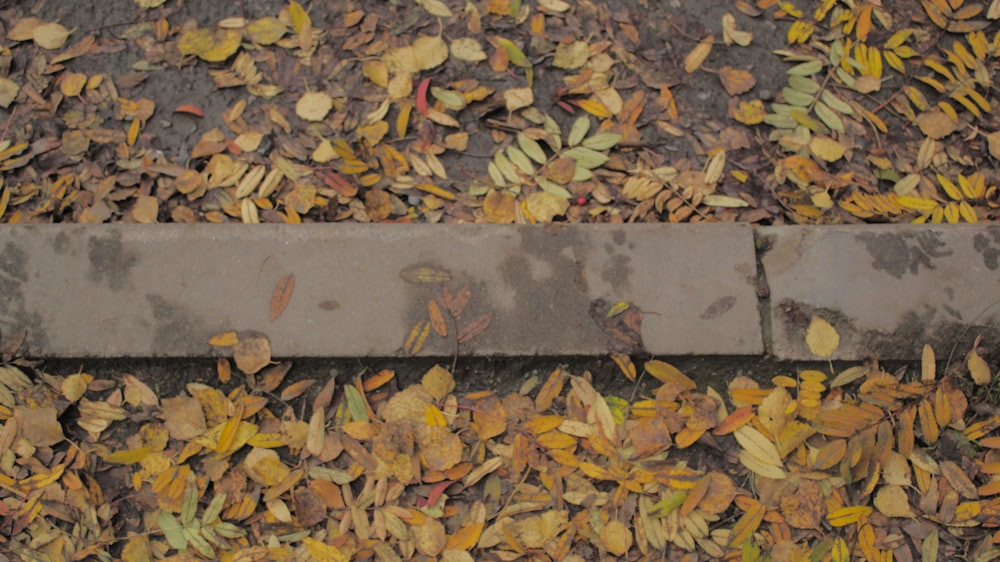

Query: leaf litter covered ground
[[0, 0, 998, 225], [3, 0, 1000, 560], [4, 323, 1000, 560]]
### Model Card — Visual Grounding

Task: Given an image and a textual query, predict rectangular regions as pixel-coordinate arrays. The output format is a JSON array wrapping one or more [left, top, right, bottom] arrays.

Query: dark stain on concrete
[[612, 230, 626, 245], [487, 227, 608, 353], [0, 242, 27, 282], [0, 242, 47, 353], [973, 229, 1000, 271], [88, 233, 139, 291], [858, 231, 953, 279], [776, 298, 997, 360], [601, 254, 632, 292], [52, 231, 72, 255], [146, 294, 204, 354]]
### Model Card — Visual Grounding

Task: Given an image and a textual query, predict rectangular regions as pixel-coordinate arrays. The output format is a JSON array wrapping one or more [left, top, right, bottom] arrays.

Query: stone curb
[[1, 224, 997, 360]]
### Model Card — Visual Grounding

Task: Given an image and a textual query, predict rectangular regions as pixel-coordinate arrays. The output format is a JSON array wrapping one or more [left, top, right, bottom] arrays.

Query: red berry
[[575, 196, 587, 206]]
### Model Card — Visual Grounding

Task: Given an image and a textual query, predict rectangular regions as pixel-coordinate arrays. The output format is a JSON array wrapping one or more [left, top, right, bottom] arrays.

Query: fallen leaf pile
[[0, 0, 998, 225], [1, 322, 1000, 560]]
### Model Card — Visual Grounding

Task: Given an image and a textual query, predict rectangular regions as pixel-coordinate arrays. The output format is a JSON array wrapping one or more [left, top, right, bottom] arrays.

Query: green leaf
[[493, 151, 521, 183], [787, 75, 821, 94], [787, 59, 824, 76], [159, 511, 188, 551], [181, 475, 198, 526], [581, 132, 622, 151], [572, 164, 593, 182], [814, 101, 845, 133], [782, 86, 814, 107], [213, 522, 248, 539], [202, 493, 227, 525], [763, 113, 797, 129], [495, 37, 530, 68], [517, 133, 548, 164], [506, 146, 536, 175], [563, 146, 609, 169], [344, 384, 369, 423], [567, 115, 590, 147], [820, 90, 854, 115], [487, 161, 505, 186], [536, 177, 573, 198], [430, 87, 466, 110], [185, 527, 215, 558], [543, 114, 563, 151]]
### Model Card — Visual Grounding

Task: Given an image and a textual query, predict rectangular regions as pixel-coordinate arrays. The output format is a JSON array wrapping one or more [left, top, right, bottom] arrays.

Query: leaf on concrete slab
[[805, 316, 840, 358], [269, 274, 295, 321], [233, 332, 271, 375]]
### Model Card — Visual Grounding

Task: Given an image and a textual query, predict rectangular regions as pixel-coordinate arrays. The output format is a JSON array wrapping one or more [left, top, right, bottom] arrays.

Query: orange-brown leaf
[[270, 274, 295, 321], [363, 369, 395, 392], [428, 299, 448, 337], [457, 313, 492, 344]]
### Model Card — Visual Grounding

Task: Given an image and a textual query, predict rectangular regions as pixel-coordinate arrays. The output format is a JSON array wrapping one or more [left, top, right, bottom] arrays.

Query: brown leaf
[[234, 332, 271, 375], [719, 66, 756, 95], [700, 295, 737, 319], [270, 274, 295, 321], [280, 378, 316, 401], [441, 283, 472, 318], [457, 313, 492, 344]]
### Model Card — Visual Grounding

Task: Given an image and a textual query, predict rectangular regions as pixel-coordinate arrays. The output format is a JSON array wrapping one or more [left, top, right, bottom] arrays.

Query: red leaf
[[416, 77, 431, 116], [173, 104, 204, 117], [417, 480, 453, 508]]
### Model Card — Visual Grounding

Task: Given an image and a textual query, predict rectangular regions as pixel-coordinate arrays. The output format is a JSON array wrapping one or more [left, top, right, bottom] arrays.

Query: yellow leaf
[[302, 537, 349, 562], [922, 344, 936, 381], [645, 360, 697, 390], [809, 136, 846, 162], [733, 426, 783, 466], [32, 22, 71, 50], [805, 316, 839, 357], [826, 505, 872, 527], [288, 1, 311, 33], [295, 91, 334, 122], [416, 183, 457, 201], [684, 35, 714, 73], [574, 98, 612, 118], [216, 402, 245, 455], [727, 500, 765, 547], [425, 404, 447, 427], [610, 353, 637, 381], [104, 447, 153, 465], [969, 349, 991, 385], [209, 331, 238, 347]]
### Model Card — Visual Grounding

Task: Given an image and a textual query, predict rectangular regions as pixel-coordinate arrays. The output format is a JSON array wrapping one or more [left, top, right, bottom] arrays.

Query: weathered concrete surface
[[760, 225, 1000, 360], [0, 224, 762, 358]]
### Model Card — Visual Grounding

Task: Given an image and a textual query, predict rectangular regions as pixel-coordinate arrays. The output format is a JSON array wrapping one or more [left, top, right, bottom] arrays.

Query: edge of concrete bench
[[1, 223, 997, 361]]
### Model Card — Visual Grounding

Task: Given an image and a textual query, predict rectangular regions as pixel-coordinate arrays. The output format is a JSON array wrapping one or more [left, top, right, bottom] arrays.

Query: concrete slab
[[760, 225, 1000, 360], [0, 224, 762, 358]]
